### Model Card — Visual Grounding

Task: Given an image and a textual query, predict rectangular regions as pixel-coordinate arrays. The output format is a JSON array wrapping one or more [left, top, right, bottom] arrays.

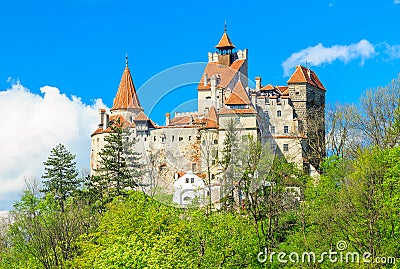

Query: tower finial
[[125, 53, 128, 67], [224, 20, 227, 32]]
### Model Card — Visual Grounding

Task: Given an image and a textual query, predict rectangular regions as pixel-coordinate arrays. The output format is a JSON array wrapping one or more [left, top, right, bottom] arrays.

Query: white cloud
[[394, 0, 400, 4], [384, 43, 400, 59], [281, 39, 375, 76], [0, 82, 107, 210]]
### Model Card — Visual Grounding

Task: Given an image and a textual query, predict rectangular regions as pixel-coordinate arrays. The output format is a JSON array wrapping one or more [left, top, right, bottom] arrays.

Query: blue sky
[[0, 0, 400, 210]]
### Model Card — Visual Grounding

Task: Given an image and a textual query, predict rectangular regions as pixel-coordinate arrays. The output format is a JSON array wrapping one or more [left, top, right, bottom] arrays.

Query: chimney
[[255, 77, 261, 91], [165, 112, 170, 126], [203, 73, 208, 86], [99, 109, 106, 129], [105, 113, 109, 129], [251, 92, 257, 108]]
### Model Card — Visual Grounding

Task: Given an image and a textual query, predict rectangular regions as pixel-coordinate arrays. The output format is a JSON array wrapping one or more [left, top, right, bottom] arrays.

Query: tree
[[41, 143, 80, 211], [72, 191, 260, 269], [91, 118, 143, 207], [305, 105, 326, 170], [199, 128, 218, 212], [326, 103, 360, 159], [356, 75, 400, 149], [219, 119, 240, 210], [1, 178, 96, 269]]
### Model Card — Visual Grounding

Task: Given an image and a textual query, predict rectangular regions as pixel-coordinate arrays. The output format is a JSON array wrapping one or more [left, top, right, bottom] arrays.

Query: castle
[[90, 29, 326, 205]]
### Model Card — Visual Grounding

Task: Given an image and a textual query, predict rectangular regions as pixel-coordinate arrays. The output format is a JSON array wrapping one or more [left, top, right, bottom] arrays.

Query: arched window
[[277, 110, 282, 117]]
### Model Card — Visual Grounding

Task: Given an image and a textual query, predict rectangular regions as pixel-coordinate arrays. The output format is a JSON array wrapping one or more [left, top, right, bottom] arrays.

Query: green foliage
[[41, 143, 81, 210], [91, 119, 143, 206], [283, 148, 400, 268], [0, 188, 95, 269], [72, 191, 261, 268]]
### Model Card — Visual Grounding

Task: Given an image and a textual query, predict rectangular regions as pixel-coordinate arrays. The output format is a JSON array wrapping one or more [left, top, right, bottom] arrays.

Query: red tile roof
[[91, 114, 135, 136], [215, 32, 235, 49], [225, 81, 251, 105], [168, 114, 202, 126], [204, 106, 218, 129], [134, 111, 150, 121], [261, 84, 275, 91], [197, 59, 245, 90], [111, 66, 143, 111], [287, 65, 326, 91], [278, 86, 289, 95]]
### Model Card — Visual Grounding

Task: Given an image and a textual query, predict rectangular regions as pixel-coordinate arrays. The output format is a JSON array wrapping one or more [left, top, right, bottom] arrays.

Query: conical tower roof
[[111, 63, 142, 111], [215, 32, 235, 49]]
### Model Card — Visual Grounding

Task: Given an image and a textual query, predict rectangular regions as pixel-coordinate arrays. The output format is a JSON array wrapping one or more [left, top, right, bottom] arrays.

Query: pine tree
[[92, 118, 143, 203], [41, 143, 80, 211], [219, 119, 239, 210]]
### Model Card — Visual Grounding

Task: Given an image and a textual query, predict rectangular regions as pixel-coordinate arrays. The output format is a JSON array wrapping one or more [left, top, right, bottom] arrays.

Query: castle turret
[[197, 26, 248, 114], [287, 65, 326, 170], [215, 27, 236, 66], [111, 55, 143, 120]]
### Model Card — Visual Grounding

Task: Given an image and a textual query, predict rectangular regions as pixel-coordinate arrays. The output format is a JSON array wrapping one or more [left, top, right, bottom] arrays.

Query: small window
[[97, 138, 99, 143], [153, 136, 156, 141], [185, 178, 189, 183], [172, 135, 174, 142], [206, 96, 211, 99], [284, 126, 289, 133], [211, 174, 215, 180], [191, 178, 194, 183], [295, 90, 300, 95], [283, 144, 289, 151], [207, 190, 210, 196], [144, 137, 147, 141], [277, 110, 282, 117], [270, 126, 275, 134], [179, 137, 183, 141], [189, 136, 191, 141], [214, 139, 218, 144]]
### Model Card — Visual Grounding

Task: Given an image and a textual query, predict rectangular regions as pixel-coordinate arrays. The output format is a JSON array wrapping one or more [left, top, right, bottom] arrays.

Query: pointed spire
[[111, 58, 143, 111], [215, 23, 235, 49], [126, 53, 128, 67]]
